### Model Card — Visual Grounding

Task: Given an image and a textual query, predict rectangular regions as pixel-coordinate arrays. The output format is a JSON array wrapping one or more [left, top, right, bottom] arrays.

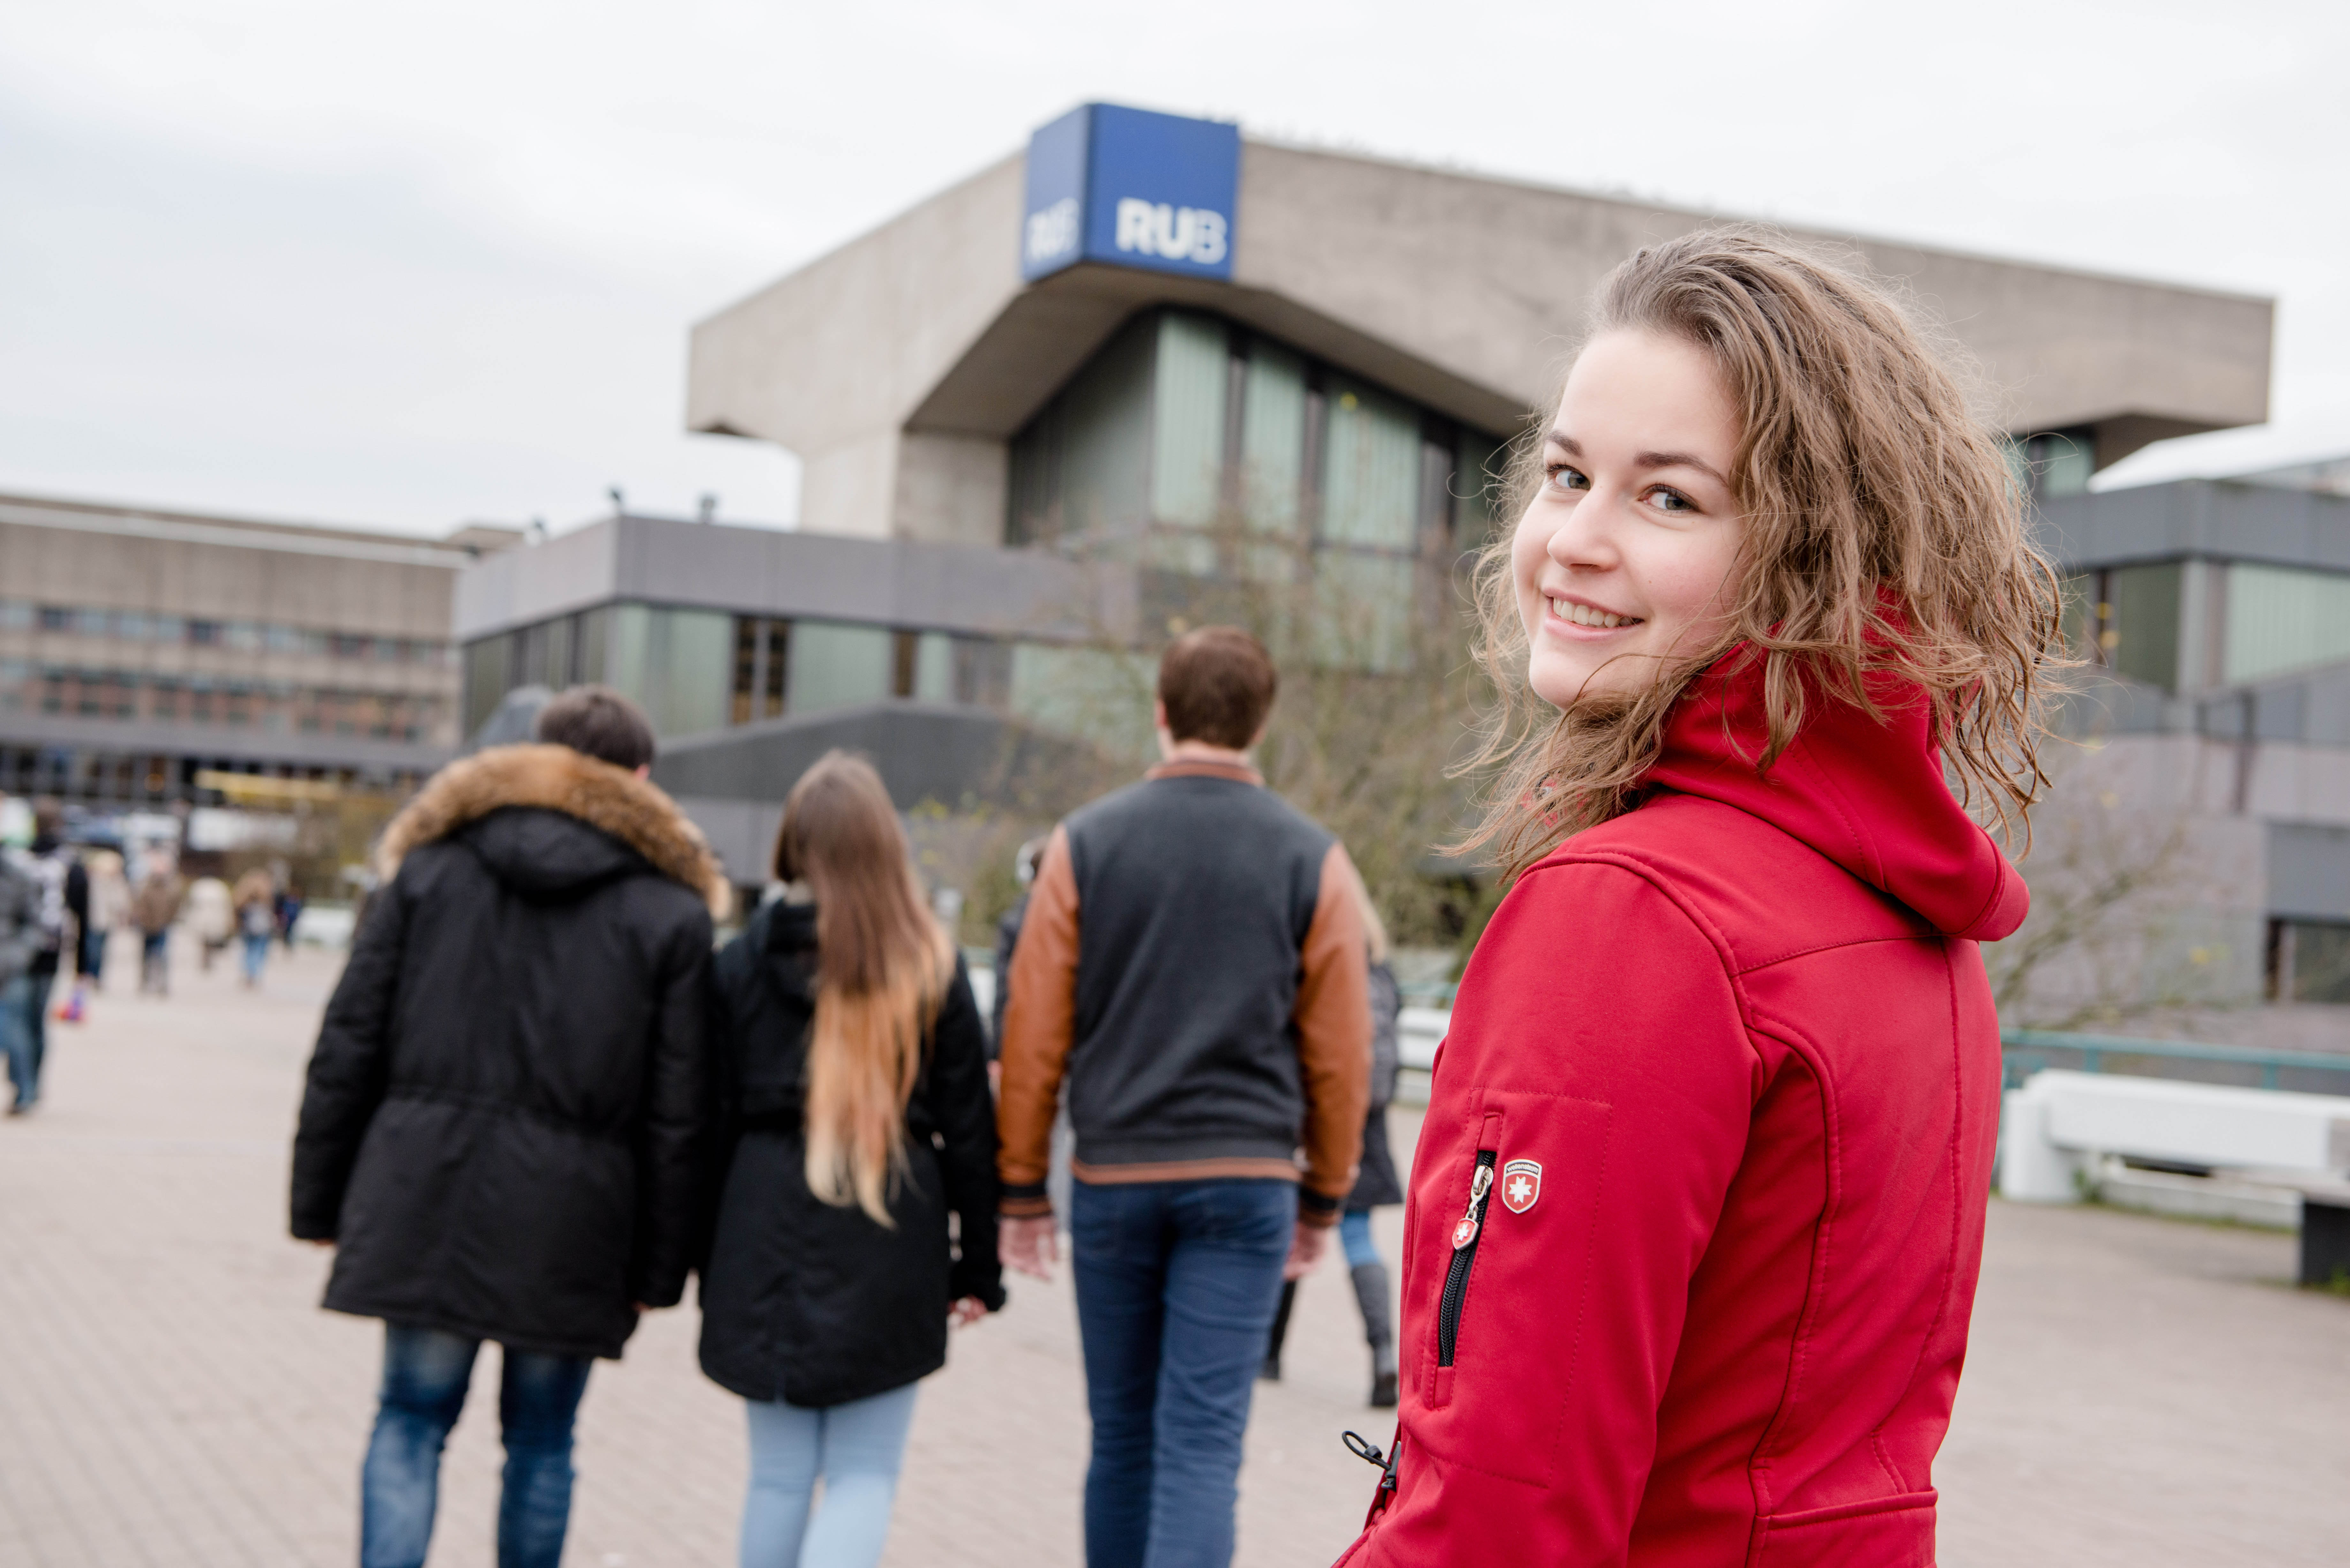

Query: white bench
[[2001, 1069, 2350, 1285]]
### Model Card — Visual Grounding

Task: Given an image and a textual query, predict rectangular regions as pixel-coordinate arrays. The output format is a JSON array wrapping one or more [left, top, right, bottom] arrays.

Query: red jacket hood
[[1643, 652, 2028, 941]]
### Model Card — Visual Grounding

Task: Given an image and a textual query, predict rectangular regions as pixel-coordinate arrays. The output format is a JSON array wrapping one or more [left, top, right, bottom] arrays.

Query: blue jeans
[[740, 1383, 920, 1568], [240, 932, 270, 984], [360, 1324, 593, 1568], [1339, 1210, 1381, 1270], [1, 976, 33, 1109], [1071, 1177, 1296, 1568]]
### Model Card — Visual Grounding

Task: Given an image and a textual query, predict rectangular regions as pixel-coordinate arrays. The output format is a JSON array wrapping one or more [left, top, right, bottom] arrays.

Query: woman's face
[[1512, 329, 1746, 708]]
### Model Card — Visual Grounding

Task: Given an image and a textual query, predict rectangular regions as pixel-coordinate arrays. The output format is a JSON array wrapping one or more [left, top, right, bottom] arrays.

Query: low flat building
[[0, 492, 511, 806]]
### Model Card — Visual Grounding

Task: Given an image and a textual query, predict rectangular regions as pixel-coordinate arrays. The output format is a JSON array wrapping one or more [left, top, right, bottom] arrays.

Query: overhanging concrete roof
[[453, 512, 1138, 643], [2036, 480, 2350, 573], [689, 138, 2273, 466]]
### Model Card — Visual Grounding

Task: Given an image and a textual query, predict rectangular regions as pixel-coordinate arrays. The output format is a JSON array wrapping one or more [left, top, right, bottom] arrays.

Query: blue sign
[[1021, 104, 1239, 283]]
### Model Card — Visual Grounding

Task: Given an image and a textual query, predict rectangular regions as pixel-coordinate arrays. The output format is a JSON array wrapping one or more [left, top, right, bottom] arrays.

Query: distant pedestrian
[[2, 803, 73, 1109], [186, 875, 231, 972], [0, 819, 44, 1115], [290, 686, 724, 1568], [130, 861, 182, 995], [276, 882, 304, 951], [61, 847, 106, 1019], [91, 850, 130, 945], [1260, 864, 1403, 1407], [698, 751, 1003, 1568], [987, 836, 1046, 1053], [232, 868, 276, 988], [997, 626, 1371, 1568]]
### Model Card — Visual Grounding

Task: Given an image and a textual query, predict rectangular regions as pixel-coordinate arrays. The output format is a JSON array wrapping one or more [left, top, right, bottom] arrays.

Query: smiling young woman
[[1336, 234, 2063, 1567]]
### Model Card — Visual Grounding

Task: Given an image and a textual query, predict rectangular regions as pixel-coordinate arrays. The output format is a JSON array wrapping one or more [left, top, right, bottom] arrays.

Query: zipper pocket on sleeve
[[1435, 1149, 1497, 1368]]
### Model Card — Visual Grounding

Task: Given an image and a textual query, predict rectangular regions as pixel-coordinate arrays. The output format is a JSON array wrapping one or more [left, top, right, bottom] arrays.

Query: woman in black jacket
[[699, 750, 1003, 1568]]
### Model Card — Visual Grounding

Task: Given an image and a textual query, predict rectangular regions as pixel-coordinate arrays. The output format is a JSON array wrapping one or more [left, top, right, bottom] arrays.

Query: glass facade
[[2062, 563, 2182, 691], [2005, 427, 2096, 501], [465, 606, 1035, 744], [787, 621, 892, 715], [2271, 919, 2350, 1004], [1007, 307, 1508, 672], [0, 663, 447, 742], [0, 593, 455, 744], [2224, 563, 2350, 686], [2058, 559, 2350, 699]]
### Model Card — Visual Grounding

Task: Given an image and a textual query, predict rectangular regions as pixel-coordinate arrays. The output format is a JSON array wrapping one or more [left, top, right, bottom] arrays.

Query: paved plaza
[[0, 939, 2344, 1566]]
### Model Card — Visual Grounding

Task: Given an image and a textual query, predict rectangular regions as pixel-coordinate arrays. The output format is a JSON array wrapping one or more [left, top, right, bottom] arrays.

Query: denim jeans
[[360, 1324, 593, 1568], [1, 975, 34, 1110], [240, 932, 270, 984], [1070, 1177, 1296, 1568], [1339, 1210, 1381, 1270], [740, 1382, 920, 1568]]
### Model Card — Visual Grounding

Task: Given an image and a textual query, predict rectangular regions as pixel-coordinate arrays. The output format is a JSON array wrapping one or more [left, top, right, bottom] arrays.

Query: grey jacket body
[[0, 857, 40, 986]]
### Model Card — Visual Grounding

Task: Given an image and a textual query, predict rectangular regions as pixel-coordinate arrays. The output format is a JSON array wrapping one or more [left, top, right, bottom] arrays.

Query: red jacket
[[1340, 659, 2027, 1567]]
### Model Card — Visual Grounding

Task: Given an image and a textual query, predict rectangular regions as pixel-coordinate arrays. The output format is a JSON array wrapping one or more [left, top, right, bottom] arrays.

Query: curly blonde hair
[[1457, 229, 2065, 882]]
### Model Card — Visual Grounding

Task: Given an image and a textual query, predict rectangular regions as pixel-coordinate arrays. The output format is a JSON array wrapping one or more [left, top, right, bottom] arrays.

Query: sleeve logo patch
[[1499, 1158, 1543, 1214]]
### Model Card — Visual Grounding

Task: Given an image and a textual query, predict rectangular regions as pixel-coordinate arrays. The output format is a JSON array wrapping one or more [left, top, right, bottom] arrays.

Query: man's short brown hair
[[535, 685, 656, 772], [1157, 627, 1277, 750]]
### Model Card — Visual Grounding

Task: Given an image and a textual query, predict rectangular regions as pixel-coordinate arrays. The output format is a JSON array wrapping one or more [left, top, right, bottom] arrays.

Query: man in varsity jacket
[[997, 624, 1372, 1568]]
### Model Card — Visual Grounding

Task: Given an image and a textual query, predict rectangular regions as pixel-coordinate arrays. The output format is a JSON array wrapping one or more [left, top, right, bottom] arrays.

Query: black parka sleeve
[[290, 878, 410, 1239], [628, 909, 714, 1308], [929, 959, 1006, 1310]]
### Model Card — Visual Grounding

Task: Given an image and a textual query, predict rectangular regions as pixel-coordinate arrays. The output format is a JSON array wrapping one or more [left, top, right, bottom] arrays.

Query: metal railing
[[1399, 1016, 2350, 1101], [2000, 1028, 2350, 1094]]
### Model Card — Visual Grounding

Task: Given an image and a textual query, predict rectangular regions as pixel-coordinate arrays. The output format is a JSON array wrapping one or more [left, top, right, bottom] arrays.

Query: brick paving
[[0, 938, 2343, 1566]]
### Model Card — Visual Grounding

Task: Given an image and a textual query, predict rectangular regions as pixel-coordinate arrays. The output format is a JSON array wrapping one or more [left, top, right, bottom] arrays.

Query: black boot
[[1260, 1279, 1298, 1381], [1352, 1261, 1398, 1407]]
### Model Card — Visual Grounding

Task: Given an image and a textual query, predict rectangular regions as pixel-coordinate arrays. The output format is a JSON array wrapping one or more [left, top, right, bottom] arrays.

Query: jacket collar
[[1146, 758, 1263, 786], [1642, 650, 2027, 941], [375, 743, 731, 917]]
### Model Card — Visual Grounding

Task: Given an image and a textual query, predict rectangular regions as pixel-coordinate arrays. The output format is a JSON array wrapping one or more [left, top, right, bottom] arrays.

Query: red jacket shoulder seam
[[1521, 850, 1762, 1071]]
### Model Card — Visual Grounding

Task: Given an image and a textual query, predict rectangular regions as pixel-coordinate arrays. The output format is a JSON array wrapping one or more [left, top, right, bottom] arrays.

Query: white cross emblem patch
[[1499, 1158, 1542, 1215]]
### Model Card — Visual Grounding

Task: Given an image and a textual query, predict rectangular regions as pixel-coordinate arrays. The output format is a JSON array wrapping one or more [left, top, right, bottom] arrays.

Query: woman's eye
[[1645, 487, 1694, 514], [1546, 464, 1588, 493]]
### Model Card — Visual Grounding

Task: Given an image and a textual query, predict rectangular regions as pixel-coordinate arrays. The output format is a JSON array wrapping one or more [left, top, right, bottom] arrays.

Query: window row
[[2061, 560, 2350, 693], [0, 662, 451, 743], [1007, 309, 1508, 571], [0, 598, 452, 666], [465, 604, 1158, 758]]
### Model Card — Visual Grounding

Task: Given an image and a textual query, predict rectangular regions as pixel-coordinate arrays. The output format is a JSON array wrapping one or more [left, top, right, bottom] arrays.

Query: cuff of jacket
[[950, 1261, 1008, 1313], [1298, 1188, 1342, 1227], [632, 1273, 687, 1309], [999, 1183, 1052, 1219]]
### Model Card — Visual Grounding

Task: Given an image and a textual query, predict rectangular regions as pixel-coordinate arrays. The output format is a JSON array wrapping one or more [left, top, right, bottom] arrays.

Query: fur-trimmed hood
[[378, 744, 730, 917]]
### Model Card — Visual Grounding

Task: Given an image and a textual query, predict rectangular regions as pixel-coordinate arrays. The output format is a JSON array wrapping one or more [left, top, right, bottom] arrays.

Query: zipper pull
[[1450, 1162, 1493, 1250]]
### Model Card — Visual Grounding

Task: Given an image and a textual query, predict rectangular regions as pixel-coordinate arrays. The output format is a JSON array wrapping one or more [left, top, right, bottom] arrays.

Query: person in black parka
[[291, 687, 725, 1568], [699, 750, 1002, 1568]]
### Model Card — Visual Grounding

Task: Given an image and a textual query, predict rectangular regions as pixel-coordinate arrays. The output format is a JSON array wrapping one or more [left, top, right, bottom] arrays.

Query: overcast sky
[[3, 0, 2343, 538]]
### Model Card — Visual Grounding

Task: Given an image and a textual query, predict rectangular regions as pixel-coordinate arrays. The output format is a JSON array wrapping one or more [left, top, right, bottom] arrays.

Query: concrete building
[[0, 492, 509, 807], [686, 103, 2271, 545], [454, 102, 2282, 893], [2033, 473, 2350, 1009]]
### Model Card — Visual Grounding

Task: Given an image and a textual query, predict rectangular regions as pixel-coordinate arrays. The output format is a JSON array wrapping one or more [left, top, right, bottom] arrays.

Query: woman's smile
[[1541, 593, 1645, 636]]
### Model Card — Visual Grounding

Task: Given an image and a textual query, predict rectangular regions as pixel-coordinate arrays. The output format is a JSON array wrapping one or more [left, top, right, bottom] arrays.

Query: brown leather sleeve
[[1293, 841, 1372, 1225], [995, 825, 1079, 1215]]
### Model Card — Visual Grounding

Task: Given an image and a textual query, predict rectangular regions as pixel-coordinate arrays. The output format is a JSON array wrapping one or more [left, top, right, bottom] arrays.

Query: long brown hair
[[772, 751, 953, 1225], [1458, 229, 2064, 881]]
